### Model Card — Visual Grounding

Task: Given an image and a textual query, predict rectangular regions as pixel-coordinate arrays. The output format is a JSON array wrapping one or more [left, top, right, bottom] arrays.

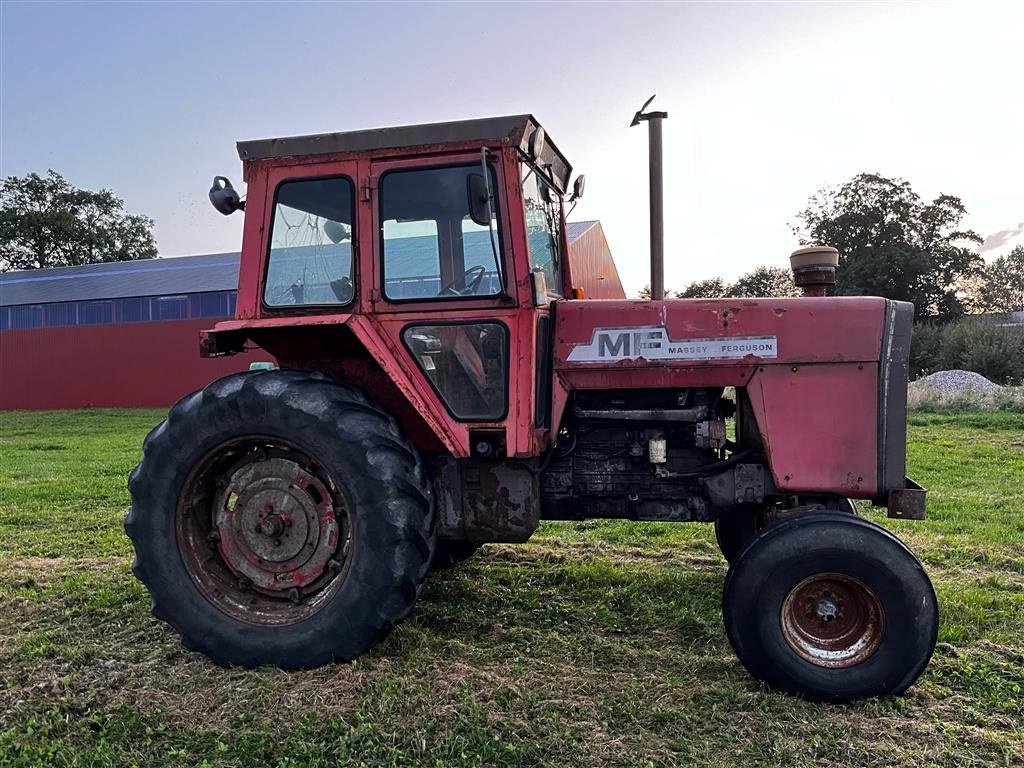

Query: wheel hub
[[815, 598, 838, 621], [780, 572, 885, 668], [214, 457, 339, 594]]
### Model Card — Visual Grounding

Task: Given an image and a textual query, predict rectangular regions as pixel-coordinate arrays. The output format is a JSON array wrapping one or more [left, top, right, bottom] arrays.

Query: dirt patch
[[0, 555, 127, 574], [494, 541, 723, 571]]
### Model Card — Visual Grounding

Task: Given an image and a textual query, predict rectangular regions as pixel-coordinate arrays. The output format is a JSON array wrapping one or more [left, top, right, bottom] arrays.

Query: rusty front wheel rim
[[780, 572, 885, 668], [177, 437, 352, 627]]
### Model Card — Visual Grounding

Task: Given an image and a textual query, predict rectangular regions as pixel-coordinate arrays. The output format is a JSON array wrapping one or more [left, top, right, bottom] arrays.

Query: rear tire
[[722, 513, 937, 702], [125, 370, 435, 669]]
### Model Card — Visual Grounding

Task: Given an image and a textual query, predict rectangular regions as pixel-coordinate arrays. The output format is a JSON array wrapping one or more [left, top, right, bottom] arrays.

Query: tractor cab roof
[[236, 114, 572, 191]]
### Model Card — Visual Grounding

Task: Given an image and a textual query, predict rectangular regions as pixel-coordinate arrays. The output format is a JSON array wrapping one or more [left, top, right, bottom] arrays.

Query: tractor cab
[[203, 116, 588, 458]]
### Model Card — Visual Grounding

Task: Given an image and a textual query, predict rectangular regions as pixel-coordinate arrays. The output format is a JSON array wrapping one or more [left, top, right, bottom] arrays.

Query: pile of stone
[[908, 369, 1020, 410], [911, 369, 1002, 396]]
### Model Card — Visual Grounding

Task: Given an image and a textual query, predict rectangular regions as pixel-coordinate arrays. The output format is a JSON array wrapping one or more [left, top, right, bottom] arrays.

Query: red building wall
[[567, 223, 626, 299], [0, 320, 267, 410]]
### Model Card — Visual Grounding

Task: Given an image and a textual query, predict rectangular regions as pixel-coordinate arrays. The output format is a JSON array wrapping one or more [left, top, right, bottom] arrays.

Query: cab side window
[[403, 322, 508, 421], [264, 177, 355, 307], [380, 165, 503, 301]]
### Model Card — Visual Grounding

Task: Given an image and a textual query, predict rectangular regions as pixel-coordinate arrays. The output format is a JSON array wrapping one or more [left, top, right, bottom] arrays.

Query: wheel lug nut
[[237, 577, 252, 591], [328, 558, 342, 573], [288, 588, 300, 604], [274, 539, 282, 547], [206, 530, 221, 543]]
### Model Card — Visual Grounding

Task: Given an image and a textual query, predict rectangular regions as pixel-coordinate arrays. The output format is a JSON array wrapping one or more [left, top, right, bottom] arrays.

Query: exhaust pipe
[[632, 95, 668, 300]]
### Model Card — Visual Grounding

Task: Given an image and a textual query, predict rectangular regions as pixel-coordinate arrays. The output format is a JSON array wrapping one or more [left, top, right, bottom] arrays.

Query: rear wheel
[[125, 370, 434, 669], [722, 513, 937, 702], [715, 497, 857, 563]]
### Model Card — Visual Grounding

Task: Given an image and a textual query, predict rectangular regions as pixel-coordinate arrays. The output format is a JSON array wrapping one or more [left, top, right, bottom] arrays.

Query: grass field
[[1, 409, 1022, 767]]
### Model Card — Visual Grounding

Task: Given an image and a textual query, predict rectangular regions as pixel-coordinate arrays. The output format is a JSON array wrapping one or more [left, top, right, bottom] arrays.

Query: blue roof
[[0, 221, 601, 307], [0, 252, 241, 306]]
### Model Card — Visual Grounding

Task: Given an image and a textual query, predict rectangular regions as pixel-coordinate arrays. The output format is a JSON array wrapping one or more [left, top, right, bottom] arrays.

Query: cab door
[[361, 150, 537, 458]]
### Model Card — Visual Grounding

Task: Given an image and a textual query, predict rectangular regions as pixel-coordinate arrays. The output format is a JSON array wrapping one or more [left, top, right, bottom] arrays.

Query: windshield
[[521, 165, 563, 296]]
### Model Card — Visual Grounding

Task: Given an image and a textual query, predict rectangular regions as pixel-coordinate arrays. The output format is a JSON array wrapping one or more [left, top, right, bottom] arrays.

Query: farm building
[[0, 220, 620, 410]]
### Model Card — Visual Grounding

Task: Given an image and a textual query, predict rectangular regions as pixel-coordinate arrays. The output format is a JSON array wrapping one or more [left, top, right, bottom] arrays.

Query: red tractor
[[126, 103, 937, 702]]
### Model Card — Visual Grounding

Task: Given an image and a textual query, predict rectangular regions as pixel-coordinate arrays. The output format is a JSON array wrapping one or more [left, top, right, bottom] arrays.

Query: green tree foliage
[[794, 173, 982, 318], [910, 317, 1024, 385], [977, 245, 1024, 313], [0, 170, 157, 271], [674, 277, 728, 299], [726, 266, 800, 298], [668, 267, 799, 299]]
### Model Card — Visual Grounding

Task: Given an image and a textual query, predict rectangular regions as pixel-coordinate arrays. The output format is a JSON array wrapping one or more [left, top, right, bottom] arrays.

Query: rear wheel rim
[[780, 572, 884, 668], [177, 437, 352, 626]]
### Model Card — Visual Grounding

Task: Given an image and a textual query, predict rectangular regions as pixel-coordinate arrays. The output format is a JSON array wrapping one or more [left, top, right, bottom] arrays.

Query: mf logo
[[596, 328, 665, 358]]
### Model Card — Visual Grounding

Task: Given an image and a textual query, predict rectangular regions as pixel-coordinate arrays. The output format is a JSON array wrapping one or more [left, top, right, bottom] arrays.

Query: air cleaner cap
[[790, 246, 840, 270], [790, 246, 839, 296]]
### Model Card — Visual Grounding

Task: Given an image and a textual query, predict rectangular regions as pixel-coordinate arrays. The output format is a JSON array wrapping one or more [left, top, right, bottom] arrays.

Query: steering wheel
[[439, 265, 487, 297]]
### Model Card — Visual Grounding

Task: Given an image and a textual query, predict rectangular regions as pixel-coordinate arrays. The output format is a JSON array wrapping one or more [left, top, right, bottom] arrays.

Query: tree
[[669, 268, 799, 299], [728, 266, 800, 298], [0, 170, 157, 271], [977, 245, 1024, 313], [794, 173, 982, 319], [674, 277, 728, 299]]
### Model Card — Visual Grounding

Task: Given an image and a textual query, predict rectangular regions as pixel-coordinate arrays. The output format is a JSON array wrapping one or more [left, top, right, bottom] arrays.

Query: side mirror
[[571, 174, 586, 202], [466, 173, 491, 227], [209, 176, 244, 216]]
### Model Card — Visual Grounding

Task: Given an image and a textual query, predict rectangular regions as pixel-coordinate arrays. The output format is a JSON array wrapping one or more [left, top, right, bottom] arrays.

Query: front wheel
[[723, 513, 937, 702], [125, 370, 435, 669]]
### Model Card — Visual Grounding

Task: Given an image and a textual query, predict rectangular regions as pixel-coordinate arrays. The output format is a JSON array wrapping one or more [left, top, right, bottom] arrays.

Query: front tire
[[125, 370, 435, 669], [722, 513, 937, 702]]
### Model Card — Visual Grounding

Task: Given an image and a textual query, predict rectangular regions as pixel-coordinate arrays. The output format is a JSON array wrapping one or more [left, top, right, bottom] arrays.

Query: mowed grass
[[0, 410, 1022, 767]]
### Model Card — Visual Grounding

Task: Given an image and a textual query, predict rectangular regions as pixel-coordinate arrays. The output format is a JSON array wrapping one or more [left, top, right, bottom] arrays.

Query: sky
[[1, 1, 1021, 296]]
